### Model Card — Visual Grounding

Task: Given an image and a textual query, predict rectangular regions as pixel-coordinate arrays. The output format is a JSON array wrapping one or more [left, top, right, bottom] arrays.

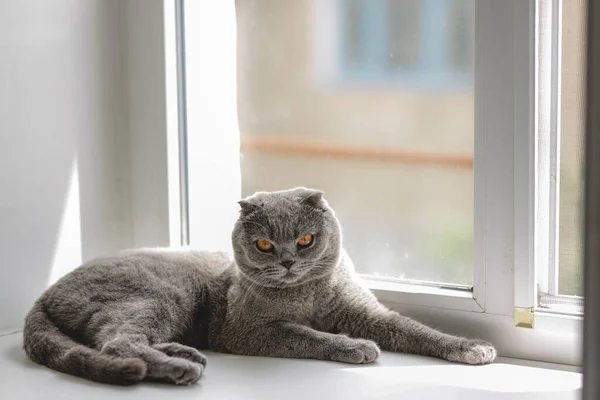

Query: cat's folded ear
[[295, 187, 326, 210], [238, 198, 262, 216]]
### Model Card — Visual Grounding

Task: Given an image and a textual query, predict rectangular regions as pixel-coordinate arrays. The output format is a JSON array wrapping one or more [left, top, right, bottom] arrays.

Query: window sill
[[361, 277, 483, 312], [534, 310, 583, 335], [0, 333, 581, 399]]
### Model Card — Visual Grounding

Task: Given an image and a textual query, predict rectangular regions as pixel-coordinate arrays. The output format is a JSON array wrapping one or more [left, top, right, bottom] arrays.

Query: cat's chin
[[278, 272, 301, 284], [237, 268, 303, 288], [237, 266, 332, 289], [267, 273, 310, 289], [273, 269, 334, 288]]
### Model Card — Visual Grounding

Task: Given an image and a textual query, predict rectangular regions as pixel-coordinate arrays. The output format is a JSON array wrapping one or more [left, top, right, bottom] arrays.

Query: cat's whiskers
[[238, 275, 262, 308], [237, 268, 283, 308]]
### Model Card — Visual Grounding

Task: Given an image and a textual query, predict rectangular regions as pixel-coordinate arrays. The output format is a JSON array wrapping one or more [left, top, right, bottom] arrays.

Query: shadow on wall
[[0, 0, 134, 334]]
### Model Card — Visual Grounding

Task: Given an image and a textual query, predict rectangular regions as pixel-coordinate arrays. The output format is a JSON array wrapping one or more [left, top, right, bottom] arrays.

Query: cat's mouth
[[279, 270, 300, 283]]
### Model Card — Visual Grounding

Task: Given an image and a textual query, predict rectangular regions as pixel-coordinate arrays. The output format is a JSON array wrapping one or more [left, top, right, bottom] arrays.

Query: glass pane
[[343, 0, 362, 67], [448, 0, 474, 73], [388, 0, 421, 69], [236, 0, 475, 285], [558, 0, 586, 296]]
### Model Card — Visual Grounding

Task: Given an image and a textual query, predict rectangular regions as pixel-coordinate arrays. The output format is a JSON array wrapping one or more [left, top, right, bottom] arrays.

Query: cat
[[23, 187, 496, 386]]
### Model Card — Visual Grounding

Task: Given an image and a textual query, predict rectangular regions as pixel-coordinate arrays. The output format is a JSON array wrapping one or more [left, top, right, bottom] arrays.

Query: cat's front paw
[[330, 337, 380, 364], [447, 339, 497, 365]]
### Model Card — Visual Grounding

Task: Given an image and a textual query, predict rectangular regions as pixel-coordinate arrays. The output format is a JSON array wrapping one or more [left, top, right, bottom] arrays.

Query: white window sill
[[361, 277, 483, 312], [0, 332, 581, 399]]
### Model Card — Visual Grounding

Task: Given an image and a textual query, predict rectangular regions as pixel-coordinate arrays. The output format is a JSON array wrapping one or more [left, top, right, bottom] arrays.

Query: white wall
[[0, 0, 171, 334]]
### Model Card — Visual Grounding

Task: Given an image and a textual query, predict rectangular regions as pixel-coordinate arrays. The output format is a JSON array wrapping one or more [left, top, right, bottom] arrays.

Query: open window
[[168, 0, 586, 366]]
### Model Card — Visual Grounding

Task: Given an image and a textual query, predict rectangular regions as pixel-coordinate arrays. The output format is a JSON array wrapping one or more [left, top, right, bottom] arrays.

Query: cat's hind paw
[[155, 358, 203, 385], [152, 343, 208, 367]]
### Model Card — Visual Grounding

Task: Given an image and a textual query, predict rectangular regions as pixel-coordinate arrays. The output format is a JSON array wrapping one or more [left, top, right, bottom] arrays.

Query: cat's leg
[[89, 298, 207, 385], [100, 331, 203, 385], [225, 321, 380, 364], [330, 287, 496, 365]]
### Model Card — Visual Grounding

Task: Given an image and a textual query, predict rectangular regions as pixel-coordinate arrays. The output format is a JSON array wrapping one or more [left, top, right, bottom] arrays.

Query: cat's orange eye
[[256, 239, 274, 252], [297, 234, 313, 247]]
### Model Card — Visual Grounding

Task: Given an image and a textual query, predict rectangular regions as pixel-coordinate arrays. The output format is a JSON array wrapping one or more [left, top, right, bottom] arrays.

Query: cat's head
[[232, 187, 342, 288]]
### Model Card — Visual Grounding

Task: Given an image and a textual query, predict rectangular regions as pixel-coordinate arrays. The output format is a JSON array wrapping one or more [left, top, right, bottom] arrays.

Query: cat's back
[[52, 248, 231, 292], [41, 248, 233, 334], [120, 247, 232, 281]]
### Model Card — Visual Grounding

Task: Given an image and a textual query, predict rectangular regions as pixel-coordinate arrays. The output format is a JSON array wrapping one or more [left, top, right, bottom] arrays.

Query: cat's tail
[[23, 299, 147, 385]]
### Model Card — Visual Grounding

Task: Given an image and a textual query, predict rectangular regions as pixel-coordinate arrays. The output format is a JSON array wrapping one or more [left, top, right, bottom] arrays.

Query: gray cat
[[23, 187, 496, 386]]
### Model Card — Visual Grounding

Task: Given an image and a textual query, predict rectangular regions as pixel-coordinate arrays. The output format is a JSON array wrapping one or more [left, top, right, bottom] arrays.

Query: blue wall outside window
[[338, 0, 473, 90]]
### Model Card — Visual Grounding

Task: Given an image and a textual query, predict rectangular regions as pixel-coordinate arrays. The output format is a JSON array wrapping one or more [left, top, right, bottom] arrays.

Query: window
[[338, 0, 473, 88], [237, 0, 475, 287], [535, 0, 586, 314], [174, 0, 585, 366], [556, 0, 585, 299]]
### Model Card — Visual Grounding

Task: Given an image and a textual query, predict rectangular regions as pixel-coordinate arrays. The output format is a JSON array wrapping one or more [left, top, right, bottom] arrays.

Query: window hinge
[[514, 307, 535, 328]]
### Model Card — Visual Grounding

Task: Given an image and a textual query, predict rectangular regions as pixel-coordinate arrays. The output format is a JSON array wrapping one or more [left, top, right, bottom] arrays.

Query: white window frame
[[166, 0, 583, 366], [362, 0, 533, 316], [533, 0, 585, 315]]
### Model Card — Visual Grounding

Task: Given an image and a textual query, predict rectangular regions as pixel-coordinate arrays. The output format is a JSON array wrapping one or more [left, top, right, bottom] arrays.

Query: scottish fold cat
[[24, 187, 495, 385]]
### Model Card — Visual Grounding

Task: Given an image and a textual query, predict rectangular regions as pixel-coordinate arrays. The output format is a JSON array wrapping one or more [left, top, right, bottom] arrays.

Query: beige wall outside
[[235, 0, 585, 291]]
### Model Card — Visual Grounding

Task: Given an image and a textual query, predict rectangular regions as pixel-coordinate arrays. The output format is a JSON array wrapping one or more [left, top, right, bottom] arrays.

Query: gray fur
[[23, 187, 496, 386]]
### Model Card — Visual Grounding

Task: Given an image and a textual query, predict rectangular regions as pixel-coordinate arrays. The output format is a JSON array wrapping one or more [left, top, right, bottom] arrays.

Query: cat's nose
[[280, 260, 296, 270]]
